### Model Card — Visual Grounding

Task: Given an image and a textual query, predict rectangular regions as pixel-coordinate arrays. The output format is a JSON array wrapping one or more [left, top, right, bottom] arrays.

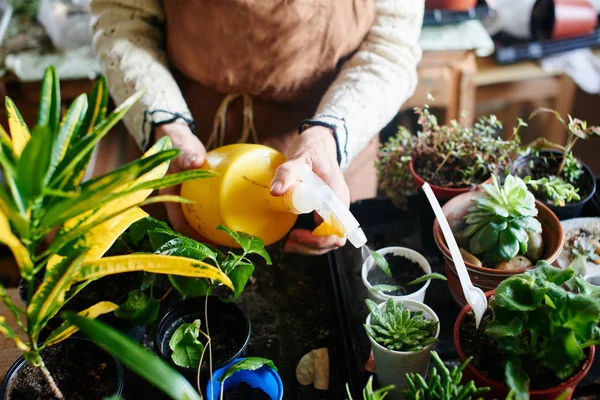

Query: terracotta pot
[[433, 191, 564, 306], [454, 292, 596, 400], [426, 0, 478, 11], [532, 0, 598, 40], [409, 159, 489, 200]]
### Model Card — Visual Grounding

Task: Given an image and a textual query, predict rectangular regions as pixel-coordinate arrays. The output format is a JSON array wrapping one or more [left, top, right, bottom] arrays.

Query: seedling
[[217, 357, 277, 400], [346, 375, 394, 400]]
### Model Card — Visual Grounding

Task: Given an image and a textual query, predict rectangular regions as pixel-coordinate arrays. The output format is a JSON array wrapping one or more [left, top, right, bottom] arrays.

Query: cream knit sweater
[[90, 0, 424, 171]]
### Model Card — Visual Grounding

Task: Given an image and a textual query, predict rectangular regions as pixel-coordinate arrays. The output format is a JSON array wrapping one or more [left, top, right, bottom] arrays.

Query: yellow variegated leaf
[[73, 254, 233, 290], [0, 316, 29, 351], [6, 97, 30, 156], [0, 208, 33, 278], [0, 124, 12, 148], [41, 301, 118, 348], [47, 207, 148, 272]]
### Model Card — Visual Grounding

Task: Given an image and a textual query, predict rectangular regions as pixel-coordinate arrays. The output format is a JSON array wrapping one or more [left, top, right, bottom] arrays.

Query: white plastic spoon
[[421, 183, 488, 328]]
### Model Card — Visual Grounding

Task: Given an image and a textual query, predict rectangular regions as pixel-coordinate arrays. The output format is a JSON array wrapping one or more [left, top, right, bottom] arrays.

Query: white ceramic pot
[[366, 299, 440, 400], [361, 247, 432, 304]]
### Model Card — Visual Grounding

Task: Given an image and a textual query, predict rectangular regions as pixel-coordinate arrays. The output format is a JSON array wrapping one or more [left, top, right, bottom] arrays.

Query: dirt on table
[[414, 154, 488, 189], [367, 253, 425, 296], [222, 382, 271, 400], [7, 340, 120, 400]]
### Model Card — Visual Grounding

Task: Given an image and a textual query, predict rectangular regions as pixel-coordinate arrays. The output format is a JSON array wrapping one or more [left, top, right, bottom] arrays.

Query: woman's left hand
[[270, 126, 350, 255]]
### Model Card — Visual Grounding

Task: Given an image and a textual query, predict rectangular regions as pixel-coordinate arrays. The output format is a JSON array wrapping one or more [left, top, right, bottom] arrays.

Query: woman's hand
[[270, 126, 350, 255], [154, 123, 206, 238]]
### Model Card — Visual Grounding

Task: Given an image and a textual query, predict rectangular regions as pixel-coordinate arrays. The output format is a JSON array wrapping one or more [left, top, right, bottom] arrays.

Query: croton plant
[[0, 67, 232, 398]]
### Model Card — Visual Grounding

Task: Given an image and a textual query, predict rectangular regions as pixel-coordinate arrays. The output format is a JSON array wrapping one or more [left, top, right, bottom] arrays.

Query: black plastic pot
[[0, 337, 124, 399], [512, 150, 597, 220], [155, 296, 251, 382]]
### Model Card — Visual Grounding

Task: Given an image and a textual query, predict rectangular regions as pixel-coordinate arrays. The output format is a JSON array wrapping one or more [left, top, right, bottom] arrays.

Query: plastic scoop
[[421, 183, 487, 328]]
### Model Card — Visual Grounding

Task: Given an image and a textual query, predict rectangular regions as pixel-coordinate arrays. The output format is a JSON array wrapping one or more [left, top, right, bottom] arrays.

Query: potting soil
[[367, 253, 425, 295]]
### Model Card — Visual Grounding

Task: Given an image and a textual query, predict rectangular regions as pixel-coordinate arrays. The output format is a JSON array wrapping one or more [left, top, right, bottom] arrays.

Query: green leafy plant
[[369, 250, 446, 294], [462, 175, 541, 268], [485, 261, 600, 399], [523, 175, 580, 206], [404, 351, 490, 400], [377, 101, 521, 206], [169, 319, 206, 368], [0, 67, 231, 399], [572, 238, 600, 264], [364, 299, 438, 352], [218, 357, 277, 400], [346, 375, 395, 400]]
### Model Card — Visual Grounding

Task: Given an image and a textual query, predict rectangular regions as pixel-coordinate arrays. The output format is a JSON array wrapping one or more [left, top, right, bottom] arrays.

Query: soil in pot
[[414, 154, 488, 189], [222, 382, 271, 400], [7, 340, 120, 400], [515, 152, 595, 206], [459, 310, 565, 390], [367, 253, 425, 295]]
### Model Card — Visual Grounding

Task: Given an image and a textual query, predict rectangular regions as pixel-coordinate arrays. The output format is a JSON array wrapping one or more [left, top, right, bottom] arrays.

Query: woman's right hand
[[154, 123, 206, 238]]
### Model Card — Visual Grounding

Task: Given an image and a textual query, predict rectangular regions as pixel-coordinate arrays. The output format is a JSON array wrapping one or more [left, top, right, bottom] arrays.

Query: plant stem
[[38, 358, 64, 399], [205, 292, 213, 397]]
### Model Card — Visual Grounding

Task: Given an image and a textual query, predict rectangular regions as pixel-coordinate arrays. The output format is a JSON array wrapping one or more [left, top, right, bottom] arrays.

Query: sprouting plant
[[369, 251, 447, 295], [0, 67, 230, 399], [404, 351, 490, 400], [169, 319, 207, 368], [523, 175, 580, 206], [529, 108, 600, 176], [562, 153, 585, 184], [486, 261, 600, 400], [218, 357, 277, 400], [462, 175, 541, 267], [364, 299, 438, 352], [572, 238, 600, 264], [376, 100, 522, 207], [346, 375, 395, 400]]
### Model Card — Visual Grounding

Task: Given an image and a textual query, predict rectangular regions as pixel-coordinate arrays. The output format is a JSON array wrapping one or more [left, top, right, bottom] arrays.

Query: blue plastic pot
[[205, 358, 283, 400]]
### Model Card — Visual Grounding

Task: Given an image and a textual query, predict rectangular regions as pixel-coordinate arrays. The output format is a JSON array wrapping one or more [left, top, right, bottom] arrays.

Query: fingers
[[284, 229, 346, 255], [154, 123, 206, 172], [270, 156, 310, 196]]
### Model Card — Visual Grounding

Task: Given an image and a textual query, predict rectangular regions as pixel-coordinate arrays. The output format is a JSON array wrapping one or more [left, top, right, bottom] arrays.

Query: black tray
[[333, 180, 600, 398], [423, 5, 492, 27]]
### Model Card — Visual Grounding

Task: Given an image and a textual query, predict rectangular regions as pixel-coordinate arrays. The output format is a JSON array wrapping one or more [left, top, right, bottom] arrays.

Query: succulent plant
[[462, 175, 542, 268], [346, 375, 394, 400], [572, 238, 600, 264], [364, 299, 438, 352], [404, 351, 490, 400], [523, 175, 580, 207]]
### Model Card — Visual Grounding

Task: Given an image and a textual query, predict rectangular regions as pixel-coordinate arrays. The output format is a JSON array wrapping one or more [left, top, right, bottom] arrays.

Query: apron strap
[[206, 93, 259, 150]]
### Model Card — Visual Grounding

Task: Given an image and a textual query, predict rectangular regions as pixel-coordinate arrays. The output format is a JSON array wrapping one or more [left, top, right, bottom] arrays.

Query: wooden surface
[[0, 289, 25, 381]]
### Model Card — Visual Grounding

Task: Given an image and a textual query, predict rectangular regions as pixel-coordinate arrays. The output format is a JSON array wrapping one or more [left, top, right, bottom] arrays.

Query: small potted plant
[[154, 225, 271, 381], [361, 247, 446, 303], [433, 175, 564, 305], [345, 375, 395, 400], [377, 102, 521, 206], [364, 298, 440, 397], [206, 357, 282, 400], [454, 262, 599, 400], [404, 351, 490, 400], [512, 108, 599, 220]]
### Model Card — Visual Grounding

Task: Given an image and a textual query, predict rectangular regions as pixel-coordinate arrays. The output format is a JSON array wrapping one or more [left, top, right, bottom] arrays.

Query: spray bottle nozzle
[[285, 165, 367, 248]]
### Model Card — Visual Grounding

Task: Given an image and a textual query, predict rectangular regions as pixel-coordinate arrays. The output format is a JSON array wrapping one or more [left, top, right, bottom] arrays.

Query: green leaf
[[129, 169, 217, 192], [370, 251, 392, 279], [37, 66, 61, 134], [169, 319, 205, 368], [499, 230, 519, 260], [505, 357, 529, 400], [64, 313, 201, 400], [168, 276, 210, 298], [469, 224, 499, 255], [485, 317, 523, 339], [575, 276, 600, 299], [156, 237, 219, 265], [494, 276, 542, 311], [227, 262, 255, 300], [126, 217, 172, 247], [216, 225, 272, 264], [114, 290, 160, 326], [148, 229, 183, 250], [408, 273, 447, 285], [218, 357, 277, 384], [17, 125, 53, 204]]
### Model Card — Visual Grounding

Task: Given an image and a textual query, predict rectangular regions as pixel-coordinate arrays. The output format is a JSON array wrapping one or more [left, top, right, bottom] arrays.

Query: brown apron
[[163, 0, 378, 201]]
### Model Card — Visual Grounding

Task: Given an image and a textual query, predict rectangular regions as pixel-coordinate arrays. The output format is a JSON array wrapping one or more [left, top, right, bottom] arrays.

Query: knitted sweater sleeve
[[305, 0, 424, 171], [90, 0, 193, 150]]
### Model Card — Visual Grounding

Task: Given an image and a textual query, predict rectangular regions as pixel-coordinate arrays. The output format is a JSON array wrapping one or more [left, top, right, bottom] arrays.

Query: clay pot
[[454, 292, 596, 400], [409, 159, 489, 200], [433, 191, 564, 306], [532, 0, 598, 40], [426, 0, 478, 11]]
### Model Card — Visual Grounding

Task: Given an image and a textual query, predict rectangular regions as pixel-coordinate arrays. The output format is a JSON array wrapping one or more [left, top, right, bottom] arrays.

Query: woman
[[90, 0, 424, 255]]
